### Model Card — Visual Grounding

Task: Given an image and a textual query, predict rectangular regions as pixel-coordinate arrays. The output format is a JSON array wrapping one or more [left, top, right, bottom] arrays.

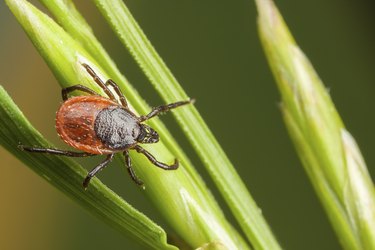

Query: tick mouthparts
[[137, 124, 159, 144]]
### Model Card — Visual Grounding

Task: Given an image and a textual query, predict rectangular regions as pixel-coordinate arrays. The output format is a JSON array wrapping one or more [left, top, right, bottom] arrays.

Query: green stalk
[[92, 0, 282, 249], [255, 0, 375, 249], [5, 0, 250, 249]]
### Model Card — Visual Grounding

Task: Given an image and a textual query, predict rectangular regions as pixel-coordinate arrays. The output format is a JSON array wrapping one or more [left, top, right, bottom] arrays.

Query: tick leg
[[123, 150, 144, 186], [62, 84, 99, 101], [81, 63, 117, 102], [105, 79, 128, 108], [134, 145, 179, 170], [83, 154, 114, 189], [19, 145, 95, 157], [139, 99, 194, 122]]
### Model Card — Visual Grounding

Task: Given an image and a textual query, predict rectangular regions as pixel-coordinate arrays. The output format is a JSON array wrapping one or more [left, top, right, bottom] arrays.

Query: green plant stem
[[92, 1, 282, 249], [255, 0, 375, 249]]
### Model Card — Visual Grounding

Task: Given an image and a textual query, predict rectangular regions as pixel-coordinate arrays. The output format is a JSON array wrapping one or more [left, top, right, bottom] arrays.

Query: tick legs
[[62, 84, 99, 101], [105, 79, 128, 108], [134, 145, 179, 170], [20, 145, 115, 189], [139, 99, 194, 122], [124, 151, 144, 186], [82, 63, 128, 107], [82, 63, 117, 102], [83, 154, 114, 189], [19, 145, 96, 157]]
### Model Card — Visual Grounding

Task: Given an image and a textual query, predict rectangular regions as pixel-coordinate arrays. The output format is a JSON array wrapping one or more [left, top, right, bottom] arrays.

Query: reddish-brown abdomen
[[55, 96, 119, 154]]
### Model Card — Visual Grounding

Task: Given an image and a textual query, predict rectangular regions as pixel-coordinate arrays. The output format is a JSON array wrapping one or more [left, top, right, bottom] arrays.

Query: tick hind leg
[[139, 99, 194, 122], [124, 150, 144, 186], [134, 145, 179, 170], [19, 145, 96, 157], [83, 154, 114, 189], [62, 84, 99, 101]]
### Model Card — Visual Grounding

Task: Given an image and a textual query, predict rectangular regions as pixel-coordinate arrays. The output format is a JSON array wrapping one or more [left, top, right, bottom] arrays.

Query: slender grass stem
[[255, 0, 375, 249]]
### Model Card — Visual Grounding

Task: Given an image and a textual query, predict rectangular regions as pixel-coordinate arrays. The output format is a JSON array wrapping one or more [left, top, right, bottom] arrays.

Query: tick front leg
[[134, 145, 179, 170], [19, 145, 95, 157], [123, 150, 144, 186], [62, 84, 99, 101], [81, 63, 117, 102], [83, 154, 114, 189], [105, 79, 128, 108], [139, 99, 194, 122]]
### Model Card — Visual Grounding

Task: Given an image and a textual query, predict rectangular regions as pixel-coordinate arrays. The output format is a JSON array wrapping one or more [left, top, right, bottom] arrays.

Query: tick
[[20, 63, 193, 189]]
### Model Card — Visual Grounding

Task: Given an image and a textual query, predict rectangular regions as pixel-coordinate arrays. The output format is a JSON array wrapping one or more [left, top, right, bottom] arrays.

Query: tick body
[[20, 63, 193, 189], [56, 96, 139, 154]]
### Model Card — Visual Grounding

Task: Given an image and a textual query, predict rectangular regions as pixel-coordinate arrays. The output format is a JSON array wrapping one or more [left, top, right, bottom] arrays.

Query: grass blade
[[255, 0, 375, 249]]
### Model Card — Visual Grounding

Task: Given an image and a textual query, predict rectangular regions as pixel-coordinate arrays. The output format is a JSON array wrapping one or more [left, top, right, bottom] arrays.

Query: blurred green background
[[1, 1, 374, 249]]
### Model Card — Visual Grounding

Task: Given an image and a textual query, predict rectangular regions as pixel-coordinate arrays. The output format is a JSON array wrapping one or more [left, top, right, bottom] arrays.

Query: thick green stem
[[255, 0, 375, 249]]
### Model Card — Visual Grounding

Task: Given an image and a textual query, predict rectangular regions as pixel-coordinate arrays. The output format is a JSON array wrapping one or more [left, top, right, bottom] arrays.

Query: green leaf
[[5, 0, 250, 249], [255, 0, 375, 249], [0, 86, 176, 250], [92, 0, 282, 249]]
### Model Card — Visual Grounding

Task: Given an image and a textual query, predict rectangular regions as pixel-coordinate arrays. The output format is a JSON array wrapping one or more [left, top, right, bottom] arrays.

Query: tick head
[[137, 124, 159, 144]]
